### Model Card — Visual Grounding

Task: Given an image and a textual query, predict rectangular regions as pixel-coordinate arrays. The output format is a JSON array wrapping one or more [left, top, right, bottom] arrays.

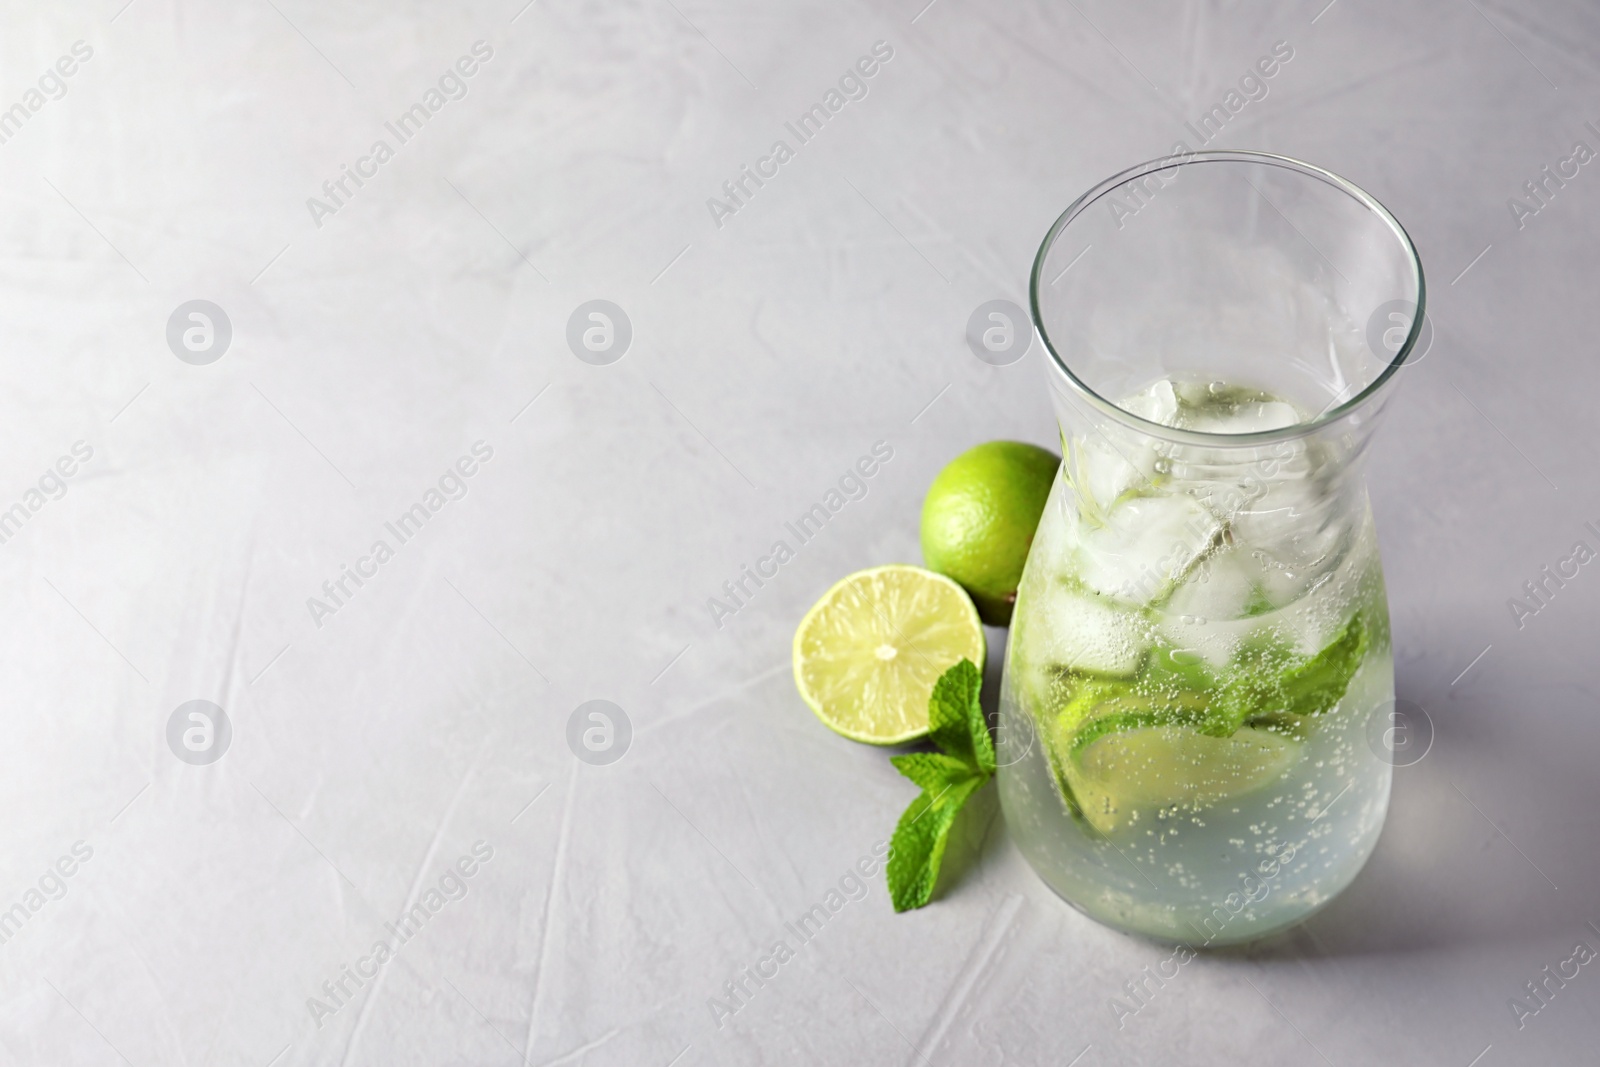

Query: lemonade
[[997, 378, 1394, 944]]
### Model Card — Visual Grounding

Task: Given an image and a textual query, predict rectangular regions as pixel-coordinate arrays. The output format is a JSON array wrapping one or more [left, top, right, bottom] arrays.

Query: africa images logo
[[305, 442, 494, 629], [0, 41, 93, 149], [305, 41, 494, 228], [304, 842, 494, 1029], [704, 41, 895, 229]]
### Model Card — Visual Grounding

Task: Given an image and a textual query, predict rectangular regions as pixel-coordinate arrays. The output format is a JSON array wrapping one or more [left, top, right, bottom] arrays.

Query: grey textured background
[[0, 1, 1595, 1064]]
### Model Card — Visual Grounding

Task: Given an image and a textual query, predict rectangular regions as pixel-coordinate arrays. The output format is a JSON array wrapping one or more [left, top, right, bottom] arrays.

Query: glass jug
[[998, 151, 1424, 945]]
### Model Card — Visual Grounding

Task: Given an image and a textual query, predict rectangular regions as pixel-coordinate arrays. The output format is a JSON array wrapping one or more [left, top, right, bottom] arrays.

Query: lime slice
[[1055, 703, 1302, 834], [793, 565, 985, 745]]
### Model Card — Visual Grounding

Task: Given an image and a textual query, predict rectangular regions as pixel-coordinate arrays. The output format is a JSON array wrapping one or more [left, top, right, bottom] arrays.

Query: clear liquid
[[998, 380, 1394, 945]]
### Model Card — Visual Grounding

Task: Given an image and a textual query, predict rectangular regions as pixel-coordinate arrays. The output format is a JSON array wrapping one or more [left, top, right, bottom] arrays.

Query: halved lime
[[793, 565, 985, 745]]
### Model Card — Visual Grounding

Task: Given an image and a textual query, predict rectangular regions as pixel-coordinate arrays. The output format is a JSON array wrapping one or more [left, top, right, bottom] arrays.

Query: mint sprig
[[886, 659, 994, 912]]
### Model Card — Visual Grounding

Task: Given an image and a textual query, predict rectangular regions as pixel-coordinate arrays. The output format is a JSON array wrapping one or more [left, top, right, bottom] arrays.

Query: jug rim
[[1029, 149, 1426, 446]]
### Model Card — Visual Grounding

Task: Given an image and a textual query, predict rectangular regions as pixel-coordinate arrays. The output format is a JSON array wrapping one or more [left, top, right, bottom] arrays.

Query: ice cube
[[1279, 529, 1375, 656], [1070, 492, 1222, 604], [1165, 380, 1304, 436], [1120, 378, 1180, 426], [1157, 549, 1267, 669], [1062, 422, 1177, 524], [1068, 436, 1139, 520], [1159, 419, 1314, 526], [1025, 586, 1151, 677], [1232, 468, 1354, 580], [1065, 381, 1184, 522], [1165, 548, 1259, 618], [1182, 400, 1300, 435], [1156, 386, 1304, 507]]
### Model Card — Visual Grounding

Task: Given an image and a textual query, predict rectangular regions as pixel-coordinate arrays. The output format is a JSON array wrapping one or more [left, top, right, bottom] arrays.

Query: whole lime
[[920, 440, 1060, 626]]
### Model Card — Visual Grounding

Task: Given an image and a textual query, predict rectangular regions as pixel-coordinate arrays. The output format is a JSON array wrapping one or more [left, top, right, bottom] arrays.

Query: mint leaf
[[886, 766, 985, 912], [927, 658, 993, 775], [1281, 614, 1368, 717], [889, 752, 977, 794], [886, 659, 994, 912]]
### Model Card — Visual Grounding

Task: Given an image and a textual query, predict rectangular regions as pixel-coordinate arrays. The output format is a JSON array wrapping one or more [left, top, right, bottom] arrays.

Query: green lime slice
[[792, 565, 985, 745], [1052, 701, 1303, 835]]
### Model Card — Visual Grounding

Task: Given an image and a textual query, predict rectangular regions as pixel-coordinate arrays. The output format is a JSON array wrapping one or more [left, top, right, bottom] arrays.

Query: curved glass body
[[1000, 152, 1423, 945]]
